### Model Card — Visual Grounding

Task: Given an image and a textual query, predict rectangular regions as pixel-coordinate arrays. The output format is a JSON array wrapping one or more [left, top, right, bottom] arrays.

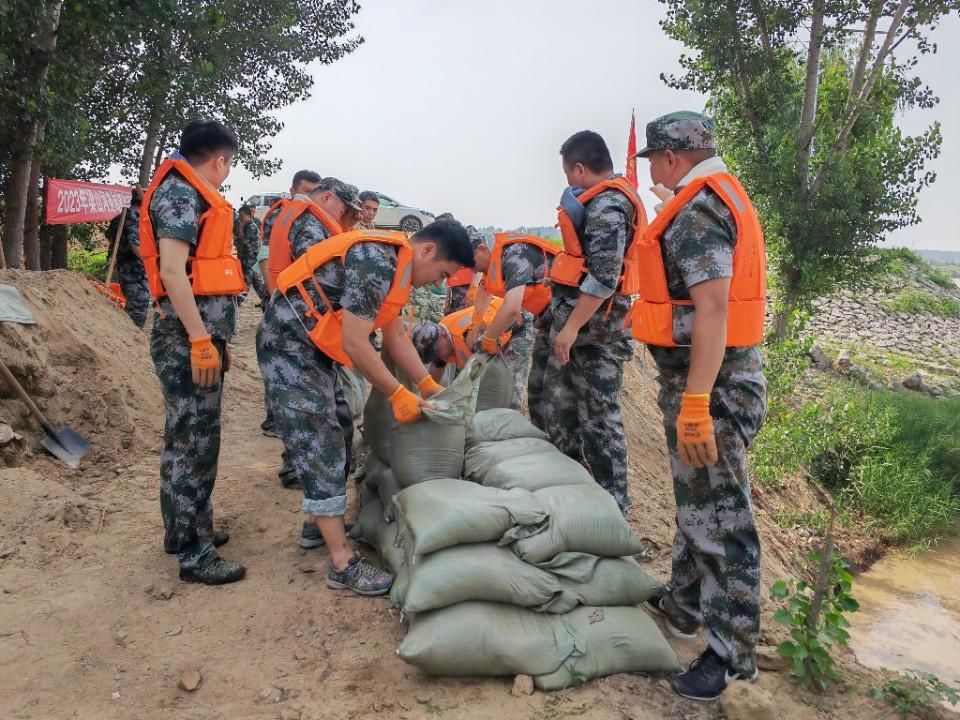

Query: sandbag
[[389, 564, 410, 609], [394, 478, 547, 559], [348, 497, 406, 575], [362, 388, 393, 465], [482, 451, 595, 492], [359, 476, 379, 510], [390, 357, 489, 487], [338, 366, 365, 421], [366, 454, 401, 522], [535, 553, 662, 614], [467, 408, 547, 445], [503, 484, 646, 563], [397, 544, 561, 613], [397, 601, 577, 677], [463, 437, 558, 483], [476, 354, 513, 411], [534, 606, 682, 690]]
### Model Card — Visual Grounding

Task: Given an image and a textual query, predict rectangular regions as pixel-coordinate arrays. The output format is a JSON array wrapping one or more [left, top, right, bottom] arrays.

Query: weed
[[771, 508, 829, 533], [68, 248, 109, 279], [882, 288, 960, 318], [527, 693, 588, 720], [870, 671, 960, 717]]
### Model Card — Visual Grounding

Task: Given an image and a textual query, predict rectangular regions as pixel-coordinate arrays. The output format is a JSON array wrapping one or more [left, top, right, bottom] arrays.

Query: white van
[[241, 191, 287, 221]]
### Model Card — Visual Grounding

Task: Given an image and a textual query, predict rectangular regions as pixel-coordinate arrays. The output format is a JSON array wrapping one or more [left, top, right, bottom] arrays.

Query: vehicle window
[[378, 195, 398, 208], [264, 194, 282, 206], [246, 195, 262, 207]]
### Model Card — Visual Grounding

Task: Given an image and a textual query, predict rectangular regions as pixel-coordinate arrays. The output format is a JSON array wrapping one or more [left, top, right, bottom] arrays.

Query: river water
[[848, 535, 960, 693]]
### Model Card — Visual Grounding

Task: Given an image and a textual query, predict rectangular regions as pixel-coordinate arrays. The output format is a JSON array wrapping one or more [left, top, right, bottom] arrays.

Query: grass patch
[[882, 288, 960, 318], [68, 248, 109, 280]]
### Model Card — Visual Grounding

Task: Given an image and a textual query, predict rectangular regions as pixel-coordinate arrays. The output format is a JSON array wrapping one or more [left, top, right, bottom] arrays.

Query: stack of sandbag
[[391, 408, 681, 688]]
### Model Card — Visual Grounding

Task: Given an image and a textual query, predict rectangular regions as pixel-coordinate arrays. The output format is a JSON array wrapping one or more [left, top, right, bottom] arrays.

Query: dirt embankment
[[0, 270, 927, 720]]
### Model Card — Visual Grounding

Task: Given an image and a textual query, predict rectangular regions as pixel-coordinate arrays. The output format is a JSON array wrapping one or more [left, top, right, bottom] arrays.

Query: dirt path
[[0, 278, 913, 720]]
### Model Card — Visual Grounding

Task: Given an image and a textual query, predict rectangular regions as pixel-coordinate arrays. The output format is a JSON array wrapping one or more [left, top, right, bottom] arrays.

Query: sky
[[224, 0, 960, 253]]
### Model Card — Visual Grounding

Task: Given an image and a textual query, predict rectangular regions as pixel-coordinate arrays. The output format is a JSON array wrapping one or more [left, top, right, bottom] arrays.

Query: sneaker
[[178, 556, 246, 585], [164, 530, 229, 555], [643, 588, 701, 639], [279, 470, 301, 489], [670, 647, 758, 702], [326, 553, 393, 596], [261, 421, 281, 439], [299, 522, 325, 549]]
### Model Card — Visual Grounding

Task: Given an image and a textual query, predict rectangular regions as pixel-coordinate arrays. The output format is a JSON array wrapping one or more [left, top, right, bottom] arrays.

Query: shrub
[[883, 288, 960, 318]]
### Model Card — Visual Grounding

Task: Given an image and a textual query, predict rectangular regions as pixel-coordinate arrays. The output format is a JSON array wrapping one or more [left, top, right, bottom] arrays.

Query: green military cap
[[411, 321, 446, 365], [318, 177, 362, 212], [635, 111, 716, 158]]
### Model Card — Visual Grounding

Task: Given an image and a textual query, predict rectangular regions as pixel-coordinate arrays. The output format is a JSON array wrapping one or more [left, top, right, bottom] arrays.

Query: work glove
[[481, 333, 500, 355], [677, 393, 718, 468], [416, 375, 444, 399], [189, 335, 221, 388], [389, 385, 422, 424]]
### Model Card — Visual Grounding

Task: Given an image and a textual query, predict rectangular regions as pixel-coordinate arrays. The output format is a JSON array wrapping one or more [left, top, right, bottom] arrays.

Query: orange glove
[[677, 393, 717, 468], [189, 335, 221, 387], [416, 375, 444, 398], [389, 385, 422, 424], [481, 333, 500, 355]]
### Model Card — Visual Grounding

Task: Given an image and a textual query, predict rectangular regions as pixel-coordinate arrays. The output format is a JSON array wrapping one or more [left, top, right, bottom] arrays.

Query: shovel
[[0, 359, 90, 468]]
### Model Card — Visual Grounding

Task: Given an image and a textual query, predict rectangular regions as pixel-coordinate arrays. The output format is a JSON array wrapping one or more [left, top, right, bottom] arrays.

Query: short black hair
[[238, 205, 254, 217], [178, 120, 238, 164], [412, 219, 475, 268], [359, 190, 379, 204], [292, 170, 321, 188], [560, 130, 613, 173]]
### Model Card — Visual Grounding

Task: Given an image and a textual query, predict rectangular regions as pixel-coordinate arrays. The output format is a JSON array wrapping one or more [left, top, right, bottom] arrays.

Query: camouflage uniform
[[639, 111, 767, 678], [149, 172, 238, 570], [530, 185, 635, 512], [235, 217, 268, 304], [256, 182, 374, 518], [115, 205, 150, 329], [444, 284, 470, 315]]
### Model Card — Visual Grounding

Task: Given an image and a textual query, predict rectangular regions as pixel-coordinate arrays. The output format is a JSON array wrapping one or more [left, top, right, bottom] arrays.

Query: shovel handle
[[0, 359, 55, 435]]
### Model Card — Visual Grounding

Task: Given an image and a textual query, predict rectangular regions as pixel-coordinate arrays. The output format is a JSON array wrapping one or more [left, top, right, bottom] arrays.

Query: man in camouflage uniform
[[147, 121, 245, 585], [234, 204, 268, 306], [108, 188, 150, 328], [357, 190, 379, 230], [529, 131, 634, 512], [257, 218, 474, 596], [636, 112, 766, 701]]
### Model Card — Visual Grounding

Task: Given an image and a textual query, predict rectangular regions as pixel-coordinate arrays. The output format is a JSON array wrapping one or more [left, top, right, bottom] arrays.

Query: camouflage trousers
[[655, 349, 767, 675], [528, 317, 633, 512], [501, 310, 536, 411], [118, 258, 150, 329], [151, 322, 226, 569], [256, 317, 353, 516], [240, 257, 269, 305]]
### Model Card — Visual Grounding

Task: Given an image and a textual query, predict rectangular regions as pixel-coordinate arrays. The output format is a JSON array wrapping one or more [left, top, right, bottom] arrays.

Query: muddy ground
[[0, 270, 930, 719]]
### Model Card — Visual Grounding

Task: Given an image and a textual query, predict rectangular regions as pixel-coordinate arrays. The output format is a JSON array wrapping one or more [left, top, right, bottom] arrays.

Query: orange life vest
[[446, 266, 474, 288], [266, 199, 342, 294], [627, 173, 767, 348], [277, 230, 412, 368], [550, 177, 648, 294], [440, 297, 512, 368], [485, 232, 561, 316], [140, 157, 246, 298]]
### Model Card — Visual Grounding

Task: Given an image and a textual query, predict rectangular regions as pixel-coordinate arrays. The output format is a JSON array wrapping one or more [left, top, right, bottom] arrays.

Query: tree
[[660, 0, 953, 338]]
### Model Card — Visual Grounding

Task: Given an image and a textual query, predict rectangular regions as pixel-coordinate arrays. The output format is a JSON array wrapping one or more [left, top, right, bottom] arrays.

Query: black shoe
[[164, 530, 229, 555], [670, 647, 758, 702], [643, 588, 701, 639], [279, 472, 301, 489], [178, 556, 246, 585], [298, 521, 354, 549], [261, 421, 281, 439]]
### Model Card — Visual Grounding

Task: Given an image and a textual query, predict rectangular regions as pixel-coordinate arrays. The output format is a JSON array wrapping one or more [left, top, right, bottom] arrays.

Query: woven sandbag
[[366, 454, 401, 522], [466, 408, 547, 446], [362, 388, 393, 465], [348, 497, 406, 575], [534, 606, 681, 690], [481, 451, 595, 492], [535, 553, 662, 614], [503, 484, 646, 563], [463, 437, 558, 483], [397, 601, 576, 678], [476, 354, 513, 411], [394, 478, 546, 560]]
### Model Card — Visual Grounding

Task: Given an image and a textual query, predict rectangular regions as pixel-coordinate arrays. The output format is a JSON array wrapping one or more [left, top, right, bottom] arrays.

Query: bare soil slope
[[0, 271, 917, 720]]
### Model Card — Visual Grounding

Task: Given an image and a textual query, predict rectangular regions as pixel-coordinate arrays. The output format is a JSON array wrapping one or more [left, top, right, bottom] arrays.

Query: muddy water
[[848, 536, 960, 689]]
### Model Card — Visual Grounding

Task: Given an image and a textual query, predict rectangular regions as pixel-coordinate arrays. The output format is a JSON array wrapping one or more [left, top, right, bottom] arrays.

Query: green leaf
[[773, 609, 793, 626], [771, 580, 790, 598]]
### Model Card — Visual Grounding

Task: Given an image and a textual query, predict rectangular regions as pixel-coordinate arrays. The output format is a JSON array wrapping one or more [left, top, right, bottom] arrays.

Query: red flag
[[45, 178, 131, 225], [626, 110, 638, 189]]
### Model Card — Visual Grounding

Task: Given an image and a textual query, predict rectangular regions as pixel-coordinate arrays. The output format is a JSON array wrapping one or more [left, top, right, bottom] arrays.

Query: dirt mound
[[0, 269, 162, 468]]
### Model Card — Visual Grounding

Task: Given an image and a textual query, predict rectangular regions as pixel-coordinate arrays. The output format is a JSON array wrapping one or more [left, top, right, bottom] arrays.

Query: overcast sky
[[224, 0, 959, 253]]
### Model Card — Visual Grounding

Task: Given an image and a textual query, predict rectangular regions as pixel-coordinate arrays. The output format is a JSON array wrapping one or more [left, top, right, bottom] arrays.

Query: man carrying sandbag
[[257, 219, 475, 596], [633, 111, 767, 701], [528, 131, 647, 513]]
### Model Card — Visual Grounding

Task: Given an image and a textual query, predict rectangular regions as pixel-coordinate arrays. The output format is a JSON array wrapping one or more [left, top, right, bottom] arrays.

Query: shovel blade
[[40, 426, 91, 469]]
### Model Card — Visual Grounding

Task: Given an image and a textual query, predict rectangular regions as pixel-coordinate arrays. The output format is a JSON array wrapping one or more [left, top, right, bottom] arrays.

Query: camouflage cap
[[316, 177, 362, 212], [410, 321, 446, 365], [635, 111, 716, 158]]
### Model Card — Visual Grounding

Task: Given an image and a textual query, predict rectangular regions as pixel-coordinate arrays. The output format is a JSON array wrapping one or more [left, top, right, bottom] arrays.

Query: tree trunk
[[22, 125, 46, 270], [39, 224, 54, 270], [51, 225, 68, 269], [138, 106, 163, 188], [794, 0, 825, 203], [0, 0, 64, 270], [771, 281, 804, 342], [153, 127, 170, 172]]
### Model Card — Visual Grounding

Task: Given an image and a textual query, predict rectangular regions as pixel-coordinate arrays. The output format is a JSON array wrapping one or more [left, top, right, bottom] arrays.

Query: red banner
[[44, 178, 131, 225], [626, 109, 638, 190]]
